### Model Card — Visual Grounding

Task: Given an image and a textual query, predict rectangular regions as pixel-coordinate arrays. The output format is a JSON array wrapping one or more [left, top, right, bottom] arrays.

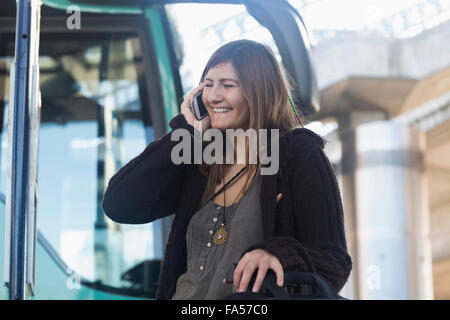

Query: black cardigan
[[102, 114, 352, 299]]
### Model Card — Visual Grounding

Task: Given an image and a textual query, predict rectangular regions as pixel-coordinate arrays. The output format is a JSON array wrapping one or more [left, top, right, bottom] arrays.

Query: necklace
[[213, 165, 247, 245]]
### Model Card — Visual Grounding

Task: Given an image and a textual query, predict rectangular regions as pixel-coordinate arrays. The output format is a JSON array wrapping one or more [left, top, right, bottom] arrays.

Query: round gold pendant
[[213, 223, 228, 245]]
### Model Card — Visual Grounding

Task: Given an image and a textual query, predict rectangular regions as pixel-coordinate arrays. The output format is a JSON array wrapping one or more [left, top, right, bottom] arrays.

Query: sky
[[289, 0, 435, 31]]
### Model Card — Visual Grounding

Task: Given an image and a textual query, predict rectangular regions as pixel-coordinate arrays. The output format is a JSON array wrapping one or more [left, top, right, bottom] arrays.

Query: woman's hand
[[180, 82, 211, 133], [229, 249, 284, 293]]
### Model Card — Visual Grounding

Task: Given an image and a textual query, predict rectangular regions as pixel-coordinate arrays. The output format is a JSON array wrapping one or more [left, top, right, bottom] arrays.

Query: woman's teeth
[[213, 107, 233, 113]]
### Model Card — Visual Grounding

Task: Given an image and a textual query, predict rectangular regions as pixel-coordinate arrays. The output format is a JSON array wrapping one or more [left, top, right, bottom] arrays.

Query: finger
[[238, 263, 257, 292], [181, 84, 206, 126], [276, 193, 283, 203], [187, 82, 205, 101], [252, 265, 268, 293], [181, 83, 204, 110], [234, 258, 249, 291], [270, 259, 284, 287]]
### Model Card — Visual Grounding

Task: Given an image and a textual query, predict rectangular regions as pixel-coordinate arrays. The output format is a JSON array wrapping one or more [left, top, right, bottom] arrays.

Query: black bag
[[223, 263, 348, 300]]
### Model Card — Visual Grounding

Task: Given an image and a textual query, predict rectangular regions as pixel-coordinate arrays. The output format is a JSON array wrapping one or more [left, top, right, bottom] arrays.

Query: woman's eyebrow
[[204, 77, 239, 84]]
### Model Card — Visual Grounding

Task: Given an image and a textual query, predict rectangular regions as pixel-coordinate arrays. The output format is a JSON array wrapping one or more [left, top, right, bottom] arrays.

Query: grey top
[[171, 170, 264, 300]]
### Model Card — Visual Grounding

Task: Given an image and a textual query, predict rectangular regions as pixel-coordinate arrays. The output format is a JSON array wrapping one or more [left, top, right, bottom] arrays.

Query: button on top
[[200, 266, 204, 271], [213, 217, 218, 222], [207, 242, 211, 247]]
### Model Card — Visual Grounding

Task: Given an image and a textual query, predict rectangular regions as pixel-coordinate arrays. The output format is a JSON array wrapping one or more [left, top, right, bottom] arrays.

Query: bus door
[[1, 0, 318, 299]]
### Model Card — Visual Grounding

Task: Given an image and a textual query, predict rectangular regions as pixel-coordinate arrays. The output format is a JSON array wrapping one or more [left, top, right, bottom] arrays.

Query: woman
[[102, 39, 352, 300]]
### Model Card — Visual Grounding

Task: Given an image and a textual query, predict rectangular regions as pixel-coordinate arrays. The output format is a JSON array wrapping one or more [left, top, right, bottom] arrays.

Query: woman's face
[[202, 61, 250, 131]]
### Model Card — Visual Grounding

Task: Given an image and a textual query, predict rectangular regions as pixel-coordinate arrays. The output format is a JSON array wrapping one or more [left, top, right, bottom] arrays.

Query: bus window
[[0, 28, 162, 298], [40, 32, 159, 291], [164, 3, 283, 95]]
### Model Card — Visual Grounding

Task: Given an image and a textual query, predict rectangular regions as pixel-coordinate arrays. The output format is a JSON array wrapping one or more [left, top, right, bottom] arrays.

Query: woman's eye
[[203, 83, 235, 88]]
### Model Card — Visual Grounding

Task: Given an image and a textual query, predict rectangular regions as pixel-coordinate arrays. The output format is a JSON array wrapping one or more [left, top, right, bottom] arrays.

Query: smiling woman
[[202, 62, 250, 131], [191, 40, 299, 214], [103, 39, 352, 300]]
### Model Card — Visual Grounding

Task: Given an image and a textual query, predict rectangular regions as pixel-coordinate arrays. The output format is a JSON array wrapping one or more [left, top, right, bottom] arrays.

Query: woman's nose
[[207, 85, 224, 105]]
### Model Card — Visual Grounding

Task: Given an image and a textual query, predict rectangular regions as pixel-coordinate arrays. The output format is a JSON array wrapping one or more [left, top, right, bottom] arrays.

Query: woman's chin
[[211, 121, 231, 131]]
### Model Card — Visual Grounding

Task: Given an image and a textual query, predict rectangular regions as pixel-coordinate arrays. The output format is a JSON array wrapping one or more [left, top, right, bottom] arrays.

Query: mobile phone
[[191, 91, 209, 120]]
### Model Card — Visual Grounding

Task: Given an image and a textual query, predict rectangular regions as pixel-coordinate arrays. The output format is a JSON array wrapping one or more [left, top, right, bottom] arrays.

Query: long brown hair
[[197, 39, 303, 208]]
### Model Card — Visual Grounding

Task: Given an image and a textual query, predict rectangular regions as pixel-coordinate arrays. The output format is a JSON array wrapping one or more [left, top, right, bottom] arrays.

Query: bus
[[0, 0, 319, 299]]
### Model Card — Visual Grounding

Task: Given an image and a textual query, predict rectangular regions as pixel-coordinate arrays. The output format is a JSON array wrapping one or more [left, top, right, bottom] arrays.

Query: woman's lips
[[212, 107, 233, 114]]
